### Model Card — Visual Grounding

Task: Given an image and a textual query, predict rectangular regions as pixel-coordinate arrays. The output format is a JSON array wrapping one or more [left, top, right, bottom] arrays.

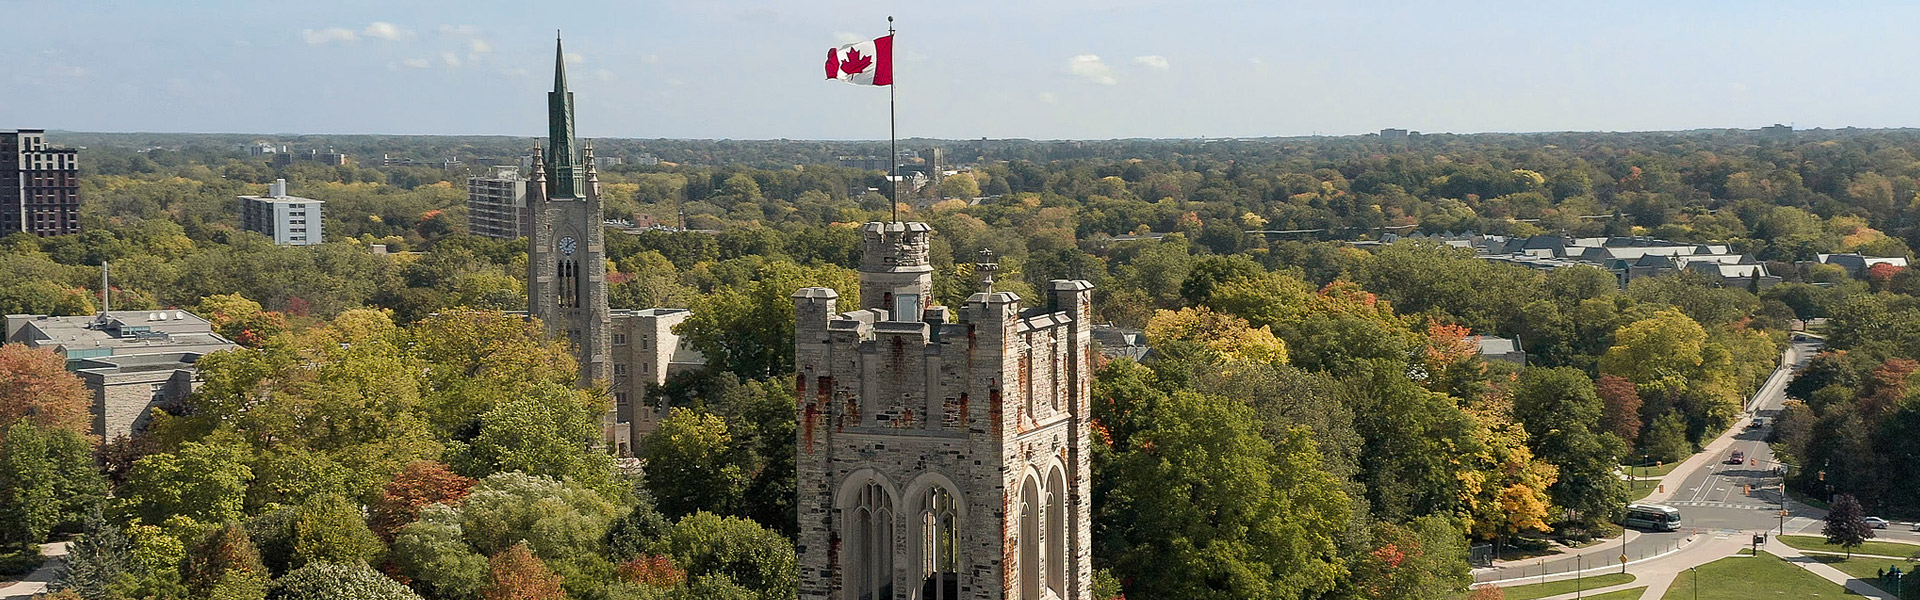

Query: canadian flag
[[825, 35, 893, 86]]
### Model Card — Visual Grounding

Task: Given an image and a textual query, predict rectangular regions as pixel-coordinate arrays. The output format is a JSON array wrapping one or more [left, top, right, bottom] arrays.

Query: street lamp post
[[1691, 566, 1699, 600]]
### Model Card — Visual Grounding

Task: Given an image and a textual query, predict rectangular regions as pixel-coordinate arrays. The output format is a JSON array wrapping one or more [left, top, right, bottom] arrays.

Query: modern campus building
[[239, 179, 324, 246], [1, 129, 81, 237], [4, 308, 237, 441]]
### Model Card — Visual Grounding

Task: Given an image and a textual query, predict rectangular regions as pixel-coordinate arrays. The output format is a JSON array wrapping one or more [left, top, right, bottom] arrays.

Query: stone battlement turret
[[795, 222, 1093, 600]]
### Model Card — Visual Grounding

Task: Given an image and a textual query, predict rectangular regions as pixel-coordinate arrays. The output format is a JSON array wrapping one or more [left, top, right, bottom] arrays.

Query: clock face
[[559, 236, 577, 255]]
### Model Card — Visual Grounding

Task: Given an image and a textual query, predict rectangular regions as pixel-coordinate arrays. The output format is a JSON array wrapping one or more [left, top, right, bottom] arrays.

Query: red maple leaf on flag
[[824, 48, 840, 79], [840, 48, 872, 76]]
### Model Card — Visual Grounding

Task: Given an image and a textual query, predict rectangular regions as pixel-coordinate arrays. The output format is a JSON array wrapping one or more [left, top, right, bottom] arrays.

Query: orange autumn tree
[[0, 344, 93, 441], [369, 460, 477, 541], [615, 554, 685, 589], [483, 542, 565, 600]]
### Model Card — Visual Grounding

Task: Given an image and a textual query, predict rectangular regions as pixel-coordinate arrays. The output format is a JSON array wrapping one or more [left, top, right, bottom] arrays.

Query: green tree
[[647, 511, 797, 600], [0, 422, 59, 548], [1094, 361, 1348, 600], [290, 494, 382, 568], [1599, 309, 1707, 390], [641, 409, 748, 520], [452, 389, 615, 488], [1512, 368, 1627, 528], [389, 504, 489, 600], [1348, 516, 1472, 600], [1642, 412, 1691, 464], [674, 261, 858, 379], [121, 441, 252, 525], [269, 562, 423, 600], [52, 508, 135, 599], [458, 472, 622, 563]]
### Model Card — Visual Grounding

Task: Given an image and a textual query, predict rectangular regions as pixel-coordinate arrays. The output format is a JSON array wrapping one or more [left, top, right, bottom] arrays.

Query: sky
[[4, 0, 1918, 140]]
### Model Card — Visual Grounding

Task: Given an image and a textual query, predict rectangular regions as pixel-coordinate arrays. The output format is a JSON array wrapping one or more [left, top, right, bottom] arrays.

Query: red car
[[1727, 450, 1745, 465]]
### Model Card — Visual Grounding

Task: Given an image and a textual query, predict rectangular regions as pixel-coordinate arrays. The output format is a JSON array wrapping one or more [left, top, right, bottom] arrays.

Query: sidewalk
[[1770, 538, 1901, 599], [1529, 533, 1750, 600], [0, 541, 68, 600]]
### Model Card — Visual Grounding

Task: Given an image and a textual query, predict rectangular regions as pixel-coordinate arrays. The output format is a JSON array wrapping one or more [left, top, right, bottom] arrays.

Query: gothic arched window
[[1019, 474, 1041, 600], [919, 486, 960, 600], [1046, 466, 1068, 597], [847, 480, 895, 600]]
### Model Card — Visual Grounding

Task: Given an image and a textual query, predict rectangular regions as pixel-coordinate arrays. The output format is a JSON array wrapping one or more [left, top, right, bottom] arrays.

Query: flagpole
[[888, 15, 897, 224]]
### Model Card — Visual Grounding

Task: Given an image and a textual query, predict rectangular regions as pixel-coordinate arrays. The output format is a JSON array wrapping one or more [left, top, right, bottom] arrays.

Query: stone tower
[[527, 35, 611, 388], [794, 222, 1095, 600]]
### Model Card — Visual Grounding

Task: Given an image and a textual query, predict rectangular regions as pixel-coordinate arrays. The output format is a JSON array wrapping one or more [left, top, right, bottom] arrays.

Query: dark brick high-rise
[[1, 129, 80, 236]]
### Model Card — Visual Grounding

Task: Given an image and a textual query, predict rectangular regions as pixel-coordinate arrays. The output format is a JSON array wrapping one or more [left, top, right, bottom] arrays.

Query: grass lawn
[[1494, 572, 1635, 600], [1586, 588, 1648, 600], [1625, 462, 1680, 478], [1660, 551, 1848, 599], [1780, 534, 1920, 559], [1806, 554, 1916, 581], [1627, 478, 1660, 501]]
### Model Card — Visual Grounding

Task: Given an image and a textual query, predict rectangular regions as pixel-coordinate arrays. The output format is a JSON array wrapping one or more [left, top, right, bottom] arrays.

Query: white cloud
[[595, 68, 614, 82], [469, 39, 492, 54], [1067, 54, 1117, 85], [565, 52, 585, 65], [640, 54, 661, 65], [1039, 92, 1058, 104], [1133, 55, 1169, 71], [441, 52, 462, 67], [438, 24, 479, 36], [363, 22, 415, 41], [833, 32, 863, 45], [301, 28, 358, 45], [402, 58, 431, 69]]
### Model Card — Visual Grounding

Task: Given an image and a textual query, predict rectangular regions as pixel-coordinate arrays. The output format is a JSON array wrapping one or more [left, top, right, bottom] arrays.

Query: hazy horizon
[[7, 0, 1918, 140]]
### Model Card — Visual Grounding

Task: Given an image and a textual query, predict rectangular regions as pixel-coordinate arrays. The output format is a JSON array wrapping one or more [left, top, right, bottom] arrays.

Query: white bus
[[1621, 503, 1683, 531]]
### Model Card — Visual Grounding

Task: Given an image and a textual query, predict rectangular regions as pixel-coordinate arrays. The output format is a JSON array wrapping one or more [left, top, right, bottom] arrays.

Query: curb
[[1472, 533, 1701, 589]]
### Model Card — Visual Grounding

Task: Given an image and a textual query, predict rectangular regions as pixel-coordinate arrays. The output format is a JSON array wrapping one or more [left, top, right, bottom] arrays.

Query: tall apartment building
[[794, 223, 1096, 600], [2, 129, 81, 236], [239, 179, 325, 246], [468, 165, 531, 240]]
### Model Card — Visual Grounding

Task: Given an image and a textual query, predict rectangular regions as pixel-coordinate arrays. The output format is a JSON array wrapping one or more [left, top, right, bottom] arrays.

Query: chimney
[[269, 179, 287, 198]]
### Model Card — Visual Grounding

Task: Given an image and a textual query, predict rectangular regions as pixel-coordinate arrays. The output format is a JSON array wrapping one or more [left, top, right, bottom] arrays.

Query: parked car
[[1727, 450, 1746, 465], [1864, 517, 1890, 529]]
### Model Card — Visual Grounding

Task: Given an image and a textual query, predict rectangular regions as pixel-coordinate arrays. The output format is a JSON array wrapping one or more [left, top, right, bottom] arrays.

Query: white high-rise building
[[238, 179, 324, 246]]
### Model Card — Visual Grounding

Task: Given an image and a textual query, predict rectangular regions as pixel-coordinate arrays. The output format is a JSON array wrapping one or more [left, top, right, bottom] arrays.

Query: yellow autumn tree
[[1144, 307, 1288, 367]]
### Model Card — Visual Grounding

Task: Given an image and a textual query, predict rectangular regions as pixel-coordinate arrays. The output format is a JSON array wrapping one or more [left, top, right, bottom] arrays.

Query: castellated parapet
[[795, 222, 1094, 600]]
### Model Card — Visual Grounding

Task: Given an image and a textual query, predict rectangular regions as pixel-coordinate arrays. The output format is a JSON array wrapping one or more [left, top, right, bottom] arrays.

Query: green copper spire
[[546, 33, 581, 199]]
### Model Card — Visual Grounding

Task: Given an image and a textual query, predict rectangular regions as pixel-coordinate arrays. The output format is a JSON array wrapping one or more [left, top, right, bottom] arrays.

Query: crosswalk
[[1667, 500, 1782, 511]]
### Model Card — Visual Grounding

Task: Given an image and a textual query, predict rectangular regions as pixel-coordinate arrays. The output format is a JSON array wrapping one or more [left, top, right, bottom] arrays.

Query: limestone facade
[[795, 222, 1094, 600]]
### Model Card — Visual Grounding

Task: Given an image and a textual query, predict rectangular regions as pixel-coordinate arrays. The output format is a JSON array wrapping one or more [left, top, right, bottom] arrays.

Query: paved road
[[1657, 341, 1815, 535], [1476, 340, 1819, 584]]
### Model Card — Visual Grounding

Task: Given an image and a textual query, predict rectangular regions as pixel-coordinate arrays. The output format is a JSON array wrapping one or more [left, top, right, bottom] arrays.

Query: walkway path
[[1769, 537, 1901, 599], [0, 541, 68, 600]]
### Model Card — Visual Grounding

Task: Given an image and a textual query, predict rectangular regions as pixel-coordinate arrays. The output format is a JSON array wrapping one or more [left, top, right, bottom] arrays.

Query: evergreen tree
[[51, 507, 136, 600]]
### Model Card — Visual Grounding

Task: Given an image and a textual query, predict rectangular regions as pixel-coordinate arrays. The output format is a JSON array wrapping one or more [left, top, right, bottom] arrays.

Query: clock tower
[[528, 34, 612, 390]]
